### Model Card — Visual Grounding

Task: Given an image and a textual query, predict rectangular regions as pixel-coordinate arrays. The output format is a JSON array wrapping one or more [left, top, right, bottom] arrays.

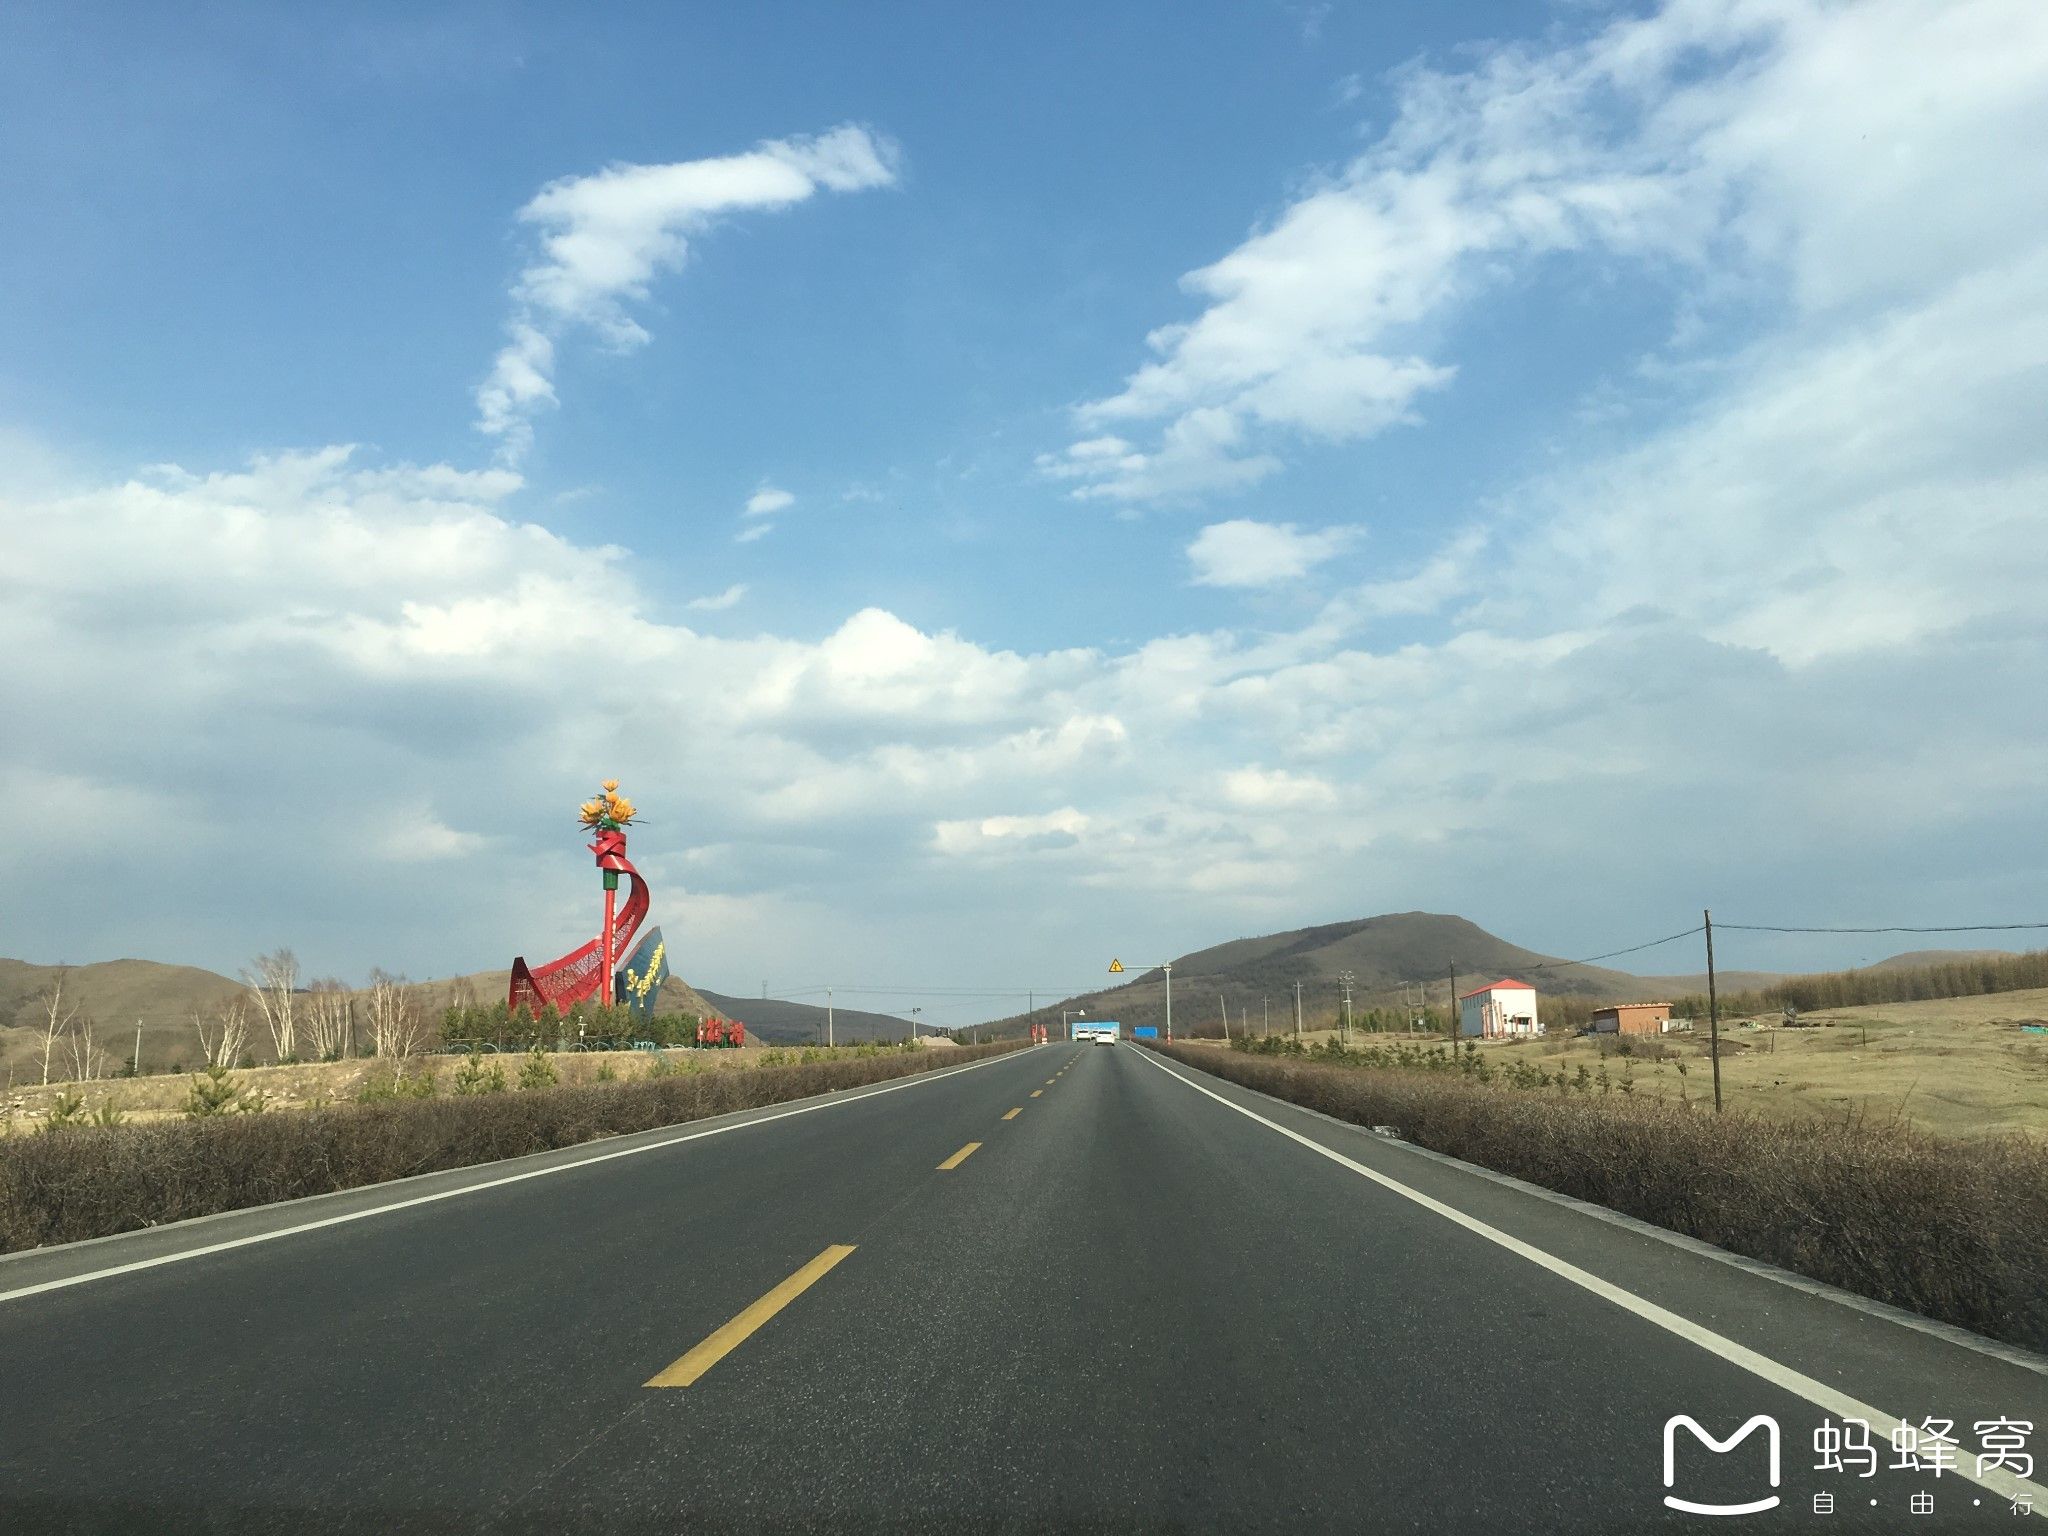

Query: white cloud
[[686, 583, 748, 612], [745, 486, 795, 517], [932, 807, 1089, 857], [1187, 519, 1359, 587], [734, 523, 773, 544], [1221, 767, 1338, 811], [1051, 0, 1938, 502], [6, 0, 2047, 1000], [475, 126, 897, 461], [1041, 409, 1283, 505]]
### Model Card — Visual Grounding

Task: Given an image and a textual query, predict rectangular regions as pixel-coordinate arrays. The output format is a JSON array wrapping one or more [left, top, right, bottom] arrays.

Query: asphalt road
[[1, 1041, 2042, 1533]]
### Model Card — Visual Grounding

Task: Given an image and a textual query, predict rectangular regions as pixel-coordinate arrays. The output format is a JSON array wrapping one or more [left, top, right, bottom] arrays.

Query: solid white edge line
[[1128, 1044, 2048, 1515], [0, 1043, 1040, 1306], [1153, 1048, 2048, 1378]]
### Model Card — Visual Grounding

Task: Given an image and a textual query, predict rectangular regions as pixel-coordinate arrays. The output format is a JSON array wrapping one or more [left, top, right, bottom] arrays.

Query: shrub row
[[1153, 1043, 2048, 1351], [0, 1042, 1024, 1253]]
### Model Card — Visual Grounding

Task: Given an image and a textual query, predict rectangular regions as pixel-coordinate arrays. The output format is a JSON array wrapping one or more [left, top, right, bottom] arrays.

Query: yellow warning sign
[[1108, 959, 1124, 973]]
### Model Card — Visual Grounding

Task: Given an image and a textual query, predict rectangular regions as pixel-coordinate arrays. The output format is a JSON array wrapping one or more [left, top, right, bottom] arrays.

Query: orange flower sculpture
[[578, 779, 638, 831]]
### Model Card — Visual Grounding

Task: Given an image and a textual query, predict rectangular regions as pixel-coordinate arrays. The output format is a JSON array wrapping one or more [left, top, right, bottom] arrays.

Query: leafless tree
[[36, 972, 79, 1085], [194, 999, 249, 1068], [65, 1011, 111, 1082], [242, 948, 300, 1063], [364, 970, 425, 1060], [303, 978, 354, 1061]]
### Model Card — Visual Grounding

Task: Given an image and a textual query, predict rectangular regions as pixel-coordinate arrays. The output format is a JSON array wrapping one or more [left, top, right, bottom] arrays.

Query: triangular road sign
[[1108, 958, 1124, 973]]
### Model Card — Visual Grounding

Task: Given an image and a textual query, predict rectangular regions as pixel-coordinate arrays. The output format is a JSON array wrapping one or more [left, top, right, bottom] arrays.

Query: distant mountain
[[1866, 949, 2017, 971], [0, 956, 792, 1076], [694, 990, 915, 1046], [978, 914, 2038, 1039], [978, 912, 1790, 1039], [0, 957, 245, 1081]]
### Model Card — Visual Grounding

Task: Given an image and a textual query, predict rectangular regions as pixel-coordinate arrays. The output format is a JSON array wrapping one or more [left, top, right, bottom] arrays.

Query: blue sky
[[3, 0, 2046, 1023]]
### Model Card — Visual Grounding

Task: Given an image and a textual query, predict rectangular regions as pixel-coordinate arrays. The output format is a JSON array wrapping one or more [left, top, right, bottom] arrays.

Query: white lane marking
[[0, 1047, 1036, 1306], [1208, 1054, 2048, 1376], [1130, 1046, 2048, 1515]]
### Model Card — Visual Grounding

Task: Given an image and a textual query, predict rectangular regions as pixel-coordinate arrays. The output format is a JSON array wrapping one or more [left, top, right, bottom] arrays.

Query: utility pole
[[133, 1018, 143, 1078], [1263, 996, 1270, 1035], [1704, 909, 1723, 1114], [1293, 980, 1303, 1038], [1163, 961, 1174, 1043], [908, 1006, 922, 1045], [826, 987, 834, 1048], [1220, 993, 1230, 1041], [1338, 971, 1354, 1044], [1447, 961, 1458, 1050]]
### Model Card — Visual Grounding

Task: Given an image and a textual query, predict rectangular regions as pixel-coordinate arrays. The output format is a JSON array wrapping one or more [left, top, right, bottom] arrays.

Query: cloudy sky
[[3, 0, 2044, 1023]]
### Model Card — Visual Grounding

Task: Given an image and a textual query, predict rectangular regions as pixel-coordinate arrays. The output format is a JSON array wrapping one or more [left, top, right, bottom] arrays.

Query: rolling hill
[[694, 990, 916, 1045], [5, 918, 2022, 1073], [0, 956, 911, 1078], [966, 912, 1965, 1039]]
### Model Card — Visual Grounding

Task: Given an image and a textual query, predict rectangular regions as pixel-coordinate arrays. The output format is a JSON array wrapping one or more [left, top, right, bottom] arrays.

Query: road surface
[[2, 1042, 2042, 1532]]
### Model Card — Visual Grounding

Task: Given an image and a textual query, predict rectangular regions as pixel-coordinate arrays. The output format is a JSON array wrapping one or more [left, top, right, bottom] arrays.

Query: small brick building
[[1591, 1002, 1673, 1035]]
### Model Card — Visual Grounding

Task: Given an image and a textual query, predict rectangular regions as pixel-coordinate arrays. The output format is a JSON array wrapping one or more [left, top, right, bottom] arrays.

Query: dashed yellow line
[[1002, 1108, 1021, 1120], [938, 1141, 982, 1170], [1030, 1090, 1042, 1098], [645, 1245, 856, 1388]]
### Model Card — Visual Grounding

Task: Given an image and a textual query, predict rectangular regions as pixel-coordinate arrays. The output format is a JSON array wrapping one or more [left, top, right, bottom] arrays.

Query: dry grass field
[[0, 1038, 953, 1131], [1221, 987, 2048, 1139]]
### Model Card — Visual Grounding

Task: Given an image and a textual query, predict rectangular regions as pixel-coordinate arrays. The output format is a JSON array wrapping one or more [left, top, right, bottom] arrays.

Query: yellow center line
[[1002, 1108, 1021, 1120], [1045, 1078, 1056, 1084], [937, 1141, 982, 1170], [1030, 1089, 1042, 1097], [645, 1244, 856, 1388]]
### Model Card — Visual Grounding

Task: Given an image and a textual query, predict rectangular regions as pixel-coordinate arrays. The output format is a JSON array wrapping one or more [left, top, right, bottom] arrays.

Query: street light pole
[[908, 1006, 922, 1046]]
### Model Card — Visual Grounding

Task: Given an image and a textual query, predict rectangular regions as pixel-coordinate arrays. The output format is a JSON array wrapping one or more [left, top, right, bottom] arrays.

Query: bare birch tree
[[303, 978, 353, 1062], [364, 970, 425, 1060], [242, 948, 300, 1063], [194, 999, 250, 1068], [36, 971, 78, 1085], [65, 1011, 110, 1082]]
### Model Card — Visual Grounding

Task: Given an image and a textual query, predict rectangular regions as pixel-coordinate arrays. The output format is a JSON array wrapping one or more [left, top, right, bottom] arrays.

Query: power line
[[1523, 925, 1706, 973], [1715, 921, 2048, 935]]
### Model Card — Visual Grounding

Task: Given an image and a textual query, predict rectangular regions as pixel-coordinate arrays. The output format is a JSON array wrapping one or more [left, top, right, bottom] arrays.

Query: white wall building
[[1459, 979, 1541, 1037]]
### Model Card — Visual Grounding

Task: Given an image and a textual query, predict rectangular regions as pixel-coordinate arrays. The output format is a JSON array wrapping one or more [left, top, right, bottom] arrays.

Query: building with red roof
[[1458, 978, 1540, 1037]]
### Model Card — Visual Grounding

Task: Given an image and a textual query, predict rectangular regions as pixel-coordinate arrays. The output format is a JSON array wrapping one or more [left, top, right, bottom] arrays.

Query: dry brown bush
[[0, 1042, 1024, 1252], [1156, 1043, 2048, 1351]]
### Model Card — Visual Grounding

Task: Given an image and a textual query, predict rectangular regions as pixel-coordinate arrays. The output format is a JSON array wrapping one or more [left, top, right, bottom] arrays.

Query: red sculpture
[[509, 781, 650, 1016]]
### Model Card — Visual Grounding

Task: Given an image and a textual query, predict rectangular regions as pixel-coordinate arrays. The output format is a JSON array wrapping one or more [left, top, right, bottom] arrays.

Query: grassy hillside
[[0, 958, 246, 1083], [979, 912, 1745, 1038], [977, 912, 2017, 1040], [695, 990, 914, 1045], [1227, 987, 2048, 1141], [1, 957, 742, 1081]]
